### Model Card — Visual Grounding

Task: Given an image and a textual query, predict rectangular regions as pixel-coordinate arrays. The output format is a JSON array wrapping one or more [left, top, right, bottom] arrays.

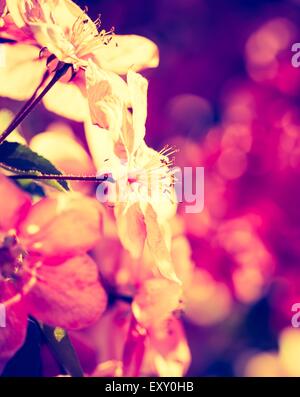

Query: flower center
[[70, 12, 115, 60], [39, 11, 115, 74], [109, 146, 178, 204], [0, 232, 27, 282], [132, 145, 177, 192]]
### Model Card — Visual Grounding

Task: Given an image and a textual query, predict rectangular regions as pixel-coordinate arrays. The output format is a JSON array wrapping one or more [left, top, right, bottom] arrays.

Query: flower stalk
[[9, 173, 113, 183]]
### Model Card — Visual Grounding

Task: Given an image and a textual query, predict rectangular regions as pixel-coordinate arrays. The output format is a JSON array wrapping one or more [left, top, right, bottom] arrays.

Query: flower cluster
[[0, 0, 192, 376], [3, 0, 299, 379]]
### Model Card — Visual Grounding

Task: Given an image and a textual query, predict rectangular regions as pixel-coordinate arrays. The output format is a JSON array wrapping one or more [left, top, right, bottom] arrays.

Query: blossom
[[123, 278, 188, 376], [85, 68, 178, 282], [0, 174, 107, 372], [0, 0, 159, 121], [142, 316, 191, 377], [31, 69, 179, 283], [73, 213, 191, 377], [74, 302, 190, 377]]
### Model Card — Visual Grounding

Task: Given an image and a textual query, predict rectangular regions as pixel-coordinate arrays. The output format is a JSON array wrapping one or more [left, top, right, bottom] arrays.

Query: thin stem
[[0, 63, 71, 145], [9, 173, 112, 183]]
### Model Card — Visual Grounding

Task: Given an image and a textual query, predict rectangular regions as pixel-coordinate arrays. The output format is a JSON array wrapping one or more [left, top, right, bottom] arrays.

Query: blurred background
[[80, 0, 300, 377], [2, 0, 300, 377]]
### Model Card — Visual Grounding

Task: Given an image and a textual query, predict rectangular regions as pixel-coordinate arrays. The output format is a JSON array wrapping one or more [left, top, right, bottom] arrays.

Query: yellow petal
[[132, 278, 182, 328], [30, 130, 94, 174], [84, 120, 116, 171], [127, 70, 148, 153], [143, 203, 180, 284], [42, 81, 89, 122], [114, 202, 147, 259], [54, 0, 88, 29], [6, 0, 25, 27], [118, 106, 135, 155], [145, 317, 191, 377], [6, 0, 87, 64], [93, 34, 159, 75], [92, 360, 123, 377], [30, 127, 95, 194], [6, 0, 83, 29], [86, 60, 129, 103], [30, 23, 76, 64], [30, 129, 95, 192], [0, 44, 45, 100], [86, 61, 125, 138]]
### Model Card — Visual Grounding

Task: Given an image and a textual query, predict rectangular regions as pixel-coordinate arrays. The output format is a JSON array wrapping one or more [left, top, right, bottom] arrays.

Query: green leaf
[[41, 324, 84, 377], [14, 179, 46, 197], [0, 141, 69, 191]]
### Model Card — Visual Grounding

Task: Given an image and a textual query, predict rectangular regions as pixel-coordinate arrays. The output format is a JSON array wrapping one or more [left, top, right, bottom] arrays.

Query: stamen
[[70, 8, 115, 59], [0, 232, 30, 310], [124, 145, 178, 203], [1, 261, 41, 308]]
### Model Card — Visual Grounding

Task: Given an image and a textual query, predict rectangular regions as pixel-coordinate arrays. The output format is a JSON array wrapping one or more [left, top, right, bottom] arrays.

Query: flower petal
[[0, 282, 28, 373], [132, 278, 182, 328], [74, 302, 130, 370], [6, 0, 83, 29], [84, 121, 116, 171], [122, 315, 146, 377], [143, 203, 180, 283], [93, 34, 159, 74], [26, 255, 107, 329], [0, 44, 46, 100], [86, 62, 124, 139], [30, 130, 95, 192], [0, 15, 34, 41], [42, 80, 90, 122], [91, 360, 123, 377], [0, 174, 31, 231], [146, 317, 191, 377], [30, 131, 95, 175], [19, 194, 102, 262], [52, 0, 88, 31], [5, 0, 25, 27], [114, 202, 147, 260], [127, 70, 148, 153]]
